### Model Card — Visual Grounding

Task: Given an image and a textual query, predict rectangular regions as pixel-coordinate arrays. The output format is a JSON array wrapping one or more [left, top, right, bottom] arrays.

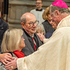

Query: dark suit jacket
[[22, 28, 43, 56], [0, 18, 8, 52]]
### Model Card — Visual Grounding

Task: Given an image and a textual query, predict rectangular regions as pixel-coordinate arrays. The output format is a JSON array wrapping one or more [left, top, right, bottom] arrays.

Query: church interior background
[[0, 0, 70, 28]]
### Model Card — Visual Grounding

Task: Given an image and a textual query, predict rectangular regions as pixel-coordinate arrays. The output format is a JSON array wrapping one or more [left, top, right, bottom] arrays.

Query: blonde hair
[[1, 29, 23, 53], [42, 7, 49, 20]]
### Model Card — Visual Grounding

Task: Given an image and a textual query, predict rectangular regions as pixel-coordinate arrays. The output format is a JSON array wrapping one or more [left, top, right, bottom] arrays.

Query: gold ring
[[11, 66, 13, 69], [4, 59, 6, 61]]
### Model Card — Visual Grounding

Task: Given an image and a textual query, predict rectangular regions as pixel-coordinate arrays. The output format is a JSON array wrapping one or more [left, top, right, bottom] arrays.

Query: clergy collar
[[36, 9, 43, 11]]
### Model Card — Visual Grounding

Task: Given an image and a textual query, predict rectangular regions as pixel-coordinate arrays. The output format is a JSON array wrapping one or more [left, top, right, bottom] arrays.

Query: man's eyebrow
[[29, 21, 36, 23], [29, 21, 33, 23]]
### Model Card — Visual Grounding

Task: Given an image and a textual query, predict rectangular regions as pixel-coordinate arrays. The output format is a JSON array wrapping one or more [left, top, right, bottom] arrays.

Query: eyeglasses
[[29, 20, 39, 27], [36, 2, 42, 4]]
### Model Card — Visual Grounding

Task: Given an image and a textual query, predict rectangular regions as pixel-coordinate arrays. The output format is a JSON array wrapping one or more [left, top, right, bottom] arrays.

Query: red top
[[13, 50, 25, 58]]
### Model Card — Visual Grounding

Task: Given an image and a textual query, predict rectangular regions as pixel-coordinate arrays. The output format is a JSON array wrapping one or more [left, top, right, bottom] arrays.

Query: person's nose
[[23, 38, 25, 41], [33, 23, 37, 27]]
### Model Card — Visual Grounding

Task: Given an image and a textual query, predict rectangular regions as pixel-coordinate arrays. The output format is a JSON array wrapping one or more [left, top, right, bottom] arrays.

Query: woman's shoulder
[[0, 61, 6, 70]]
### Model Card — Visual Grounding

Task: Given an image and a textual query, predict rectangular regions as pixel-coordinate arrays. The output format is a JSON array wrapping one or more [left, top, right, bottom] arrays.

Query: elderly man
[[5, 0, 70, 70], [20, 13, 43, 56], [30, 0, 44, 24]]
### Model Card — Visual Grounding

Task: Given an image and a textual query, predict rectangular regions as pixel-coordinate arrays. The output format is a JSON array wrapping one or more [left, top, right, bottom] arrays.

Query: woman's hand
[[37, 33, 45, 41], [0, 53, 13, 65]]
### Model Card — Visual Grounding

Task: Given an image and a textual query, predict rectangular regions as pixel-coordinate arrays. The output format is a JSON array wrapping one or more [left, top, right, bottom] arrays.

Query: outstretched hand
[[5, 57, 18, 70]]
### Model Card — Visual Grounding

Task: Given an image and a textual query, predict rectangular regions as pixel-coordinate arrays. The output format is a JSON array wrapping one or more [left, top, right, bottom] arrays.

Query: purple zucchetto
[[52, 0, 68, 9]]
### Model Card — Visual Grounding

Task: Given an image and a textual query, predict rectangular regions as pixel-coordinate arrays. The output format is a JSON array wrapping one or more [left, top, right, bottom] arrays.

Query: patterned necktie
[[32, 37, 36, 51]]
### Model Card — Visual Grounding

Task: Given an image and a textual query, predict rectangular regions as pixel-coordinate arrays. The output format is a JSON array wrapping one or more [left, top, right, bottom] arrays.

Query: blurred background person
[[37, 21, 57, 43], [30, 0, 44, 24], [36, 23, 45, 35], [42, 7, 54, 34], [0, 11, 8, 52], [0, 29, 25, 70], [45, 20, 57, 38]]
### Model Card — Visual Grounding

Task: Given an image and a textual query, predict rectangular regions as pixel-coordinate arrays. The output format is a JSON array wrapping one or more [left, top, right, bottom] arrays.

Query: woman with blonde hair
[[42, 7, 54, 35], [0, 29, 25, 70]]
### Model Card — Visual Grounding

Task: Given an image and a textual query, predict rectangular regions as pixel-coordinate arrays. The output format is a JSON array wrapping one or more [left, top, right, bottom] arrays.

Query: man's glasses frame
[[28, 20, 39, 27]]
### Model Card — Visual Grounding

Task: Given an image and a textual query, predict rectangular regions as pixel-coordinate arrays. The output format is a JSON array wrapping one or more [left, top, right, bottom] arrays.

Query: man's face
[[23, 15, 37, 36], [50, 11, 60, 26], [36, 0, 43, 9]]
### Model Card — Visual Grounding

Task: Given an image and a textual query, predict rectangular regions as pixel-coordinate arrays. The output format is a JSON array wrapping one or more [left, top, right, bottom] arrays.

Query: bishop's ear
[[54, 10, 60, 16]]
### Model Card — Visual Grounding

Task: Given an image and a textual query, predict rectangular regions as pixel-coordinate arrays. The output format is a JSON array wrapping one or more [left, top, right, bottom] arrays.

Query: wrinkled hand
[[37, 33, 45, 41], [5, 57, 18, 70], [0, 53, 14, 65]]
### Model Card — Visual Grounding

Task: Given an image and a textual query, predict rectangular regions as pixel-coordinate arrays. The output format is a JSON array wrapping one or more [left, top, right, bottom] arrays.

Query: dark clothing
[[36, 9, 43, 11], [45, 29, 55, 38], [42, 20, 54, 33], [22, 28, 43, 56], [0, 18, 8, 52]]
